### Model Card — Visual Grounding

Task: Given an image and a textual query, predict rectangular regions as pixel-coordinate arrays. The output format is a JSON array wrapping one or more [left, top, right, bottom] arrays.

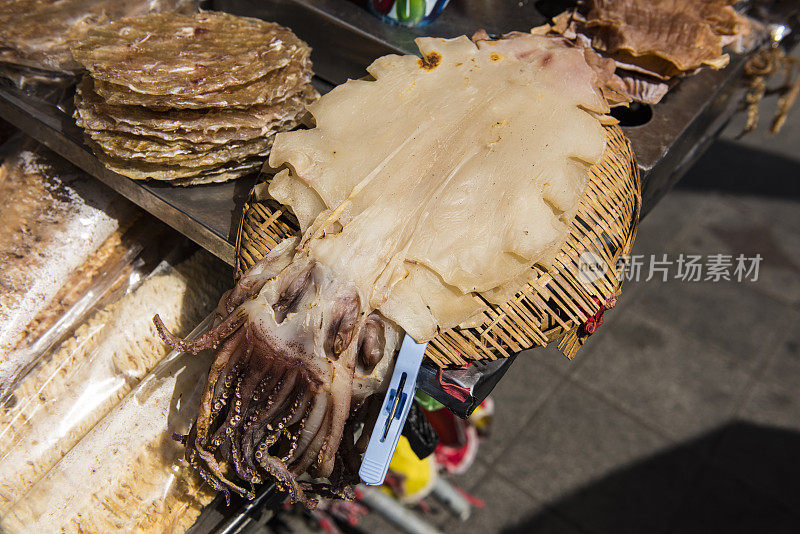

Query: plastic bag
[[0, 250, 228, 514], [0, 135, 137, 386], [0, 321, 217, 533]]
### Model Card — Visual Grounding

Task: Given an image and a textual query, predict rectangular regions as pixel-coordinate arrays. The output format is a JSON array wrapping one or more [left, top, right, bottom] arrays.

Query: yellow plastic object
[[383, 436, 437, 504]]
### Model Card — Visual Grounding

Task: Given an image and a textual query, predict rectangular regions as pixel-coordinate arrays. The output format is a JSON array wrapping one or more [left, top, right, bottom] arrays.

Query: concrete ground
[[269, 56, 800, 534]]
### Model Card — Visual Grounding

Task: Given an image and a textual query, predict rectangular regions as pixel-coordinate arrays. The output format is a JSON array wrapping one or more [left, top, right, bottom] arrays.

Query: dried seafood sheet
[[585, 0, 730, 76], [75, 81, 317, 143], [541, 0, 753, 104], [71, 10, 316, 184], [85, 130, 224, 155], [618, 70, 670, 104], [87, 132, 273, 165], [268, 35, 608, 340], [168, 161, 264, 185], [0, 252, 227, 513], [0, 138, 133, 370], [93, 59, 312, 109], [71, 11, 310, 96], [0, 0, 197, 74], [94, 149, 265, 182]]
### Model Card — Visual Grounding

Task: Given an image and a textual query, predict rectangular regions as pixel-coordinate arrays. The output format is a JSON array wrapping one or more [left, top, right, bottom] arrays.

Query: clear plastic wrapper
[[0, 214, 197, 397], [0, 323, 216, 534], [0, 250, 228, 514], [6, 227, 144, 370], [0, 135, 137, 388]]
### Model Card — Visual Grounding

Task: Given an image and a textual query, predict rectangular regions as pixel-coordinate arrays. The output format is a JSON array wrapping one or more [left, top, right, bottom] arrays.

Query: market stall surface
[[264, 53, 800, 534]]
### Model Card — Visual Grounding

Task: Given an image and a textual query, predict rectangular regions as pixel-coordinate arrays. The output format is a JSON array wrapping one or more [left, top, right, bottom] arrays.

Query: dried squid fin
[[379, 264, 486, 341], [268, 169, 326, 234]]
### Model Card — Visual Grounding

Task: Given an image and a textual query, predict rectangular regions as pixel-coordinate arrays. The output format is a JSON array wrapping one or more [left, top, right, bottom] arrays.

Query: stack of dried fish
[[0, 0, 196, 86], [72, 11, 317, 185], [540, 0, 756, 104]]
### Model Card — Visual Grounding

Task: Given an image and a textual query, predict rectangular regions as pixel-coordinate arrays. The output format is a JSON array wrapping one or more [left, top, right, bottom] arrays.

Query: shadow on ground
[[675, 140, 800, 199], [504, 421, 800, 534]]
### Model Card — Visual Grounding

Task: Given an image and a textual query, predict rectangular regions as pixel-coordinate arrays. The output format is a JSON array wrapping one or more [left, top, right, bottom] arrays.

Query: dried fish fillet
[[75, 80, 316, 143], [71, 11, 310, 96], [93, 59, 312, 109]]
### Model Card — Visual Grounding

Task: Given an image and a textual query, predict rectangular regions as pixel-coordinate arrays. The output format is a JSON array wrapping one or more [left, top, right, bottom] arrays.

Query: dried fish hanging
[[739, 46, 800, 136], [71, 11, 318, 185]]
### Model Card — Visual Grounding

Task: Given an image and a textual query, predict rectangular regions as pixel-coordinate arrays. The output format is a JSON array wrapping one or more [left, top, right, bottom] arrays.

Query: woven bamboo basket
[[235, 124, 641, 368]]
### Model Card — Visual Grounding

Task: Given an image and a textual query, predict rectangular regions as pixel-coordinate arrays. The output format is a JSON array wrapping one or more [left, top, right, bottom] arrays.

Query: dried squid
[[156, 34, 610, 505]]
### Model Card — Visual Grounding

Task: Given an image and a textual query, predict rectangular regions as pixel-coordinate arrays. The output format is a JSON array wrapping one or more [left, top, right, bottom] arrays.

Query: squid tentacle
[[256, 452, 317, 508], [280, 397, 314, 464], [192, 327, 247, 450], [156, 252, 401, 508], [291, 402, 332, 476], [289, 391, 329, 464], [154, 308, 247, 355]]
